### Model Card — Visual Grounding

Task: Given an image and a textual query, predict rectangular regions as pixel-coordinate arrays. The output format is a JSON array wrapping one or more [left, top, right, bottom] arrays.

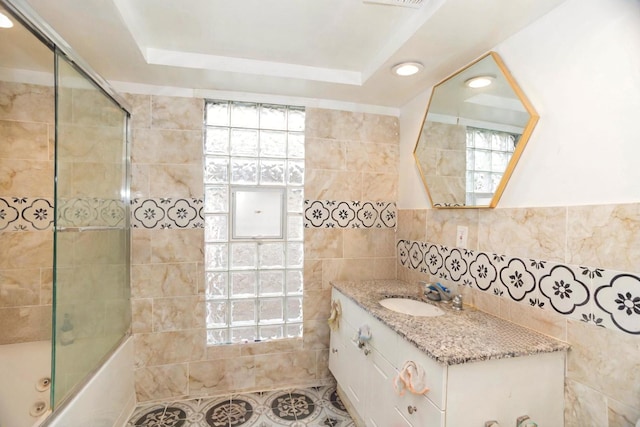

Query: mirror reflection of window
[[413, 51, 538, 208], [465, 127, 518, 206]]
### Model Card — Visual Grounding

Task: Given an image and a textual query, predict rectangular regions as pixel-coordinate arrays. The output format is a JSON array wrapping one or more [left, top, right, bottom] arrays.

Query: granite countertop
[[331, 279, 570, 366]]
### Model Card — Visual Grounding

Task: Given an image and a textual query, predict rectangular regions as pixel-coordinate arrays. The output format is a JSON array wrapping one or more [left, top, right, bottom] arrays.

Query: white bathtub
[[0, 340, 52, 427]]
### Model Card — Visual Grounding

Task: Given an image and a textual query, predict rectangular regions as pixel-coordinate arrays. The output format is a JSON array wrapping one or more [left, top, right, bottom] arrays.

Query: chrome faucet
[[420, 281, 452, 302]]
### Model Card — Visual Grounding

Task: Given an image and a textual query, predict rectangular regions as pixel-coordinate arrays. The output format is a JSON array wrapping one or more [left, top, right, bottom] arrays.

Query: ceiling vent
[[363, 0, 425, 8]]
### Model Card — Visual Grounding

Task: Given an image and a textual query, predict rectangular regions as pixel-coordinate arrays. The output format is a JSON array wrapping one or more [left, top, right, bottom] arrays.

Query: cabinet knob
[[331, 348, 338, 353], [363, 349, 371, 356], [407, 405, 417, 414]]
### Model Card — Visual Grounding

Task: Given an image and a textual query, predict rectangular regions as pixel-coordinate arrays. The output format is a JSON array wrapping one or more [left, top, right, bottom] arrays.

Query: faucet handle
[[452, 294, 463, 310]]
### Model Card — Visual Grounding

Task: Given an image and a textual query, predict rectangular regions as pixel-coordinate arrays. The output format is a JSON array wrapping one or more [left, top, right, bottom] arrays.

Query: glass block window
[[465, 127, 518, 206], [204, 100, 305, 345]]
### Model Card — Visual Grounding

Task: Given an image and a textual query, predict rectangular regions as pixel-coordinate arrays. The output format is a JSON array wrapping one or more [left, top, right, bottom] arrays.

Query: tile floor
[[126, 384, 355, 427]]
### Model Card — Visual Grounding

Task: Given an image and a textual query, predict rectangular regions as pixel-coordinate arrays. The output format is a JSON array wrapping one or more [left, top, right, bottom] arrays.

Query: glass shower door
[[52, 52, 130, 408]]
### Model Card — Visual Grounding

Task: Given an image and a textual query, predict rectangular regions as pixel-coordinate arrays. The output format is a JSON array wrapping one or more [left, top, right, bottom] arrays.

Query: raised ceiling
[[13, 0, 567, 108]]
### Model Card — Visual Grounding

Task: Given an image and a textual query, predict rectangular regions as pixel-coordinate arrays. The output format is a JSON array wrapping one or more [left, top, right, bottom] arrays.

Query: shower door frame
[[0, 0, 133, 420]]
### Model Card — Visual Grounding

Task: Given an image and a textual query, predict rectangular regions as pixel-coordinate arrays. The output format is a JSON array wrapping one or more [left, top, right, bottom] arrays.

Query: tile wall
[[127, 97, 400, 403], [396, 205, 640, 426], [0, 81, 54, 344]]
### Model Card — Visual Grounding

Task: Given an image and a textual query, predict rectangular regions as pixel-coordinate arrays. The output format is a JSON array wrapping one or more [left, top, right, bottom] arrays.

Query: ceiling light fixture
[[465, 75, 494, 88], [0, 12, 13, 28], [392, 61, 423, 77]]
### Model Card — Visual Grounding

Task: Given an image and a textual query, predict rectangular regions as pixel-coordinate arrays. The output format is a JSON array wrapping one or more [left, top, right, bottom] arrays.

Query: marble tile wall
[[0, 82, 54, 344], [396, 205, 640, 426], [127, 98, 400, 402]]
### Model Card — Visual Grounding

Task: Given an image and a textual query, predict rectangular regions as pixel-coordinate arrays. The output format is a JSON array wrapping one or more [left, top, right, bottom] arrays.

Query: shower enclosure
[[0, 1, 131, 426]]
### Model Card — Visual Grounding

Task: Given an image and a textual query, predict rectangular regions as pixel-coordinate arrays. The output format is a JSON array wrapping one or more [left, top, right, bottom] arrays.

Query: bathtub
[[0, 340, 52, 427]]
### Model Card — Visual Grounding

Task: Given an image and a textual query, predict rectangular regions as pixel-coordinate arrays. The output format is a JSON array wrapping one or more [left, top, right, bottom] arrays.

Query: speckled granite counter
[[331, 279, 569, 366]]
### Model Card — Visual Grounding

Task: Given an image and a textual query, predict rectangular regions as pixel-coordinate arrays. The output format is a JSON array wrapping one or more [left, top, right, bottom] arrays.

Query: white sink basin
[[379, 298, 444, 317]]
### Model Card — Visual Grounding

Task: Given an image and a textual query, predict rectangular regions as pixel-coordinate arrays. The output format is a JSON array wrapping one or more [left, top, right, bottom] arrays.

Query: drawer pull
[[407, 405, 417, 414]]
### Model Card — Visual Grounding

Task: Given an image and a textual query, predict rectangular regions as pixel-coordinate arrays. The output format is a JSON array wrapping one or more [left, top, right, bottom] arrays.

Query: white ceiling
[[9, 0, 567, 108]]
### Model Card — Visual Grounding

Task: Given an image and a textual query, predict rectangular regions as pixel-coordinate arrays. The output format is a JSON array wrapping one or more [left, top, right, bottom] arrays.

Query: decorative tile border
[[304, 200, 396, 229], [0, 197, 54, 231], [397, 239, 640, 336], [58, 197, 125, 228], [131, 198, 204, 229]]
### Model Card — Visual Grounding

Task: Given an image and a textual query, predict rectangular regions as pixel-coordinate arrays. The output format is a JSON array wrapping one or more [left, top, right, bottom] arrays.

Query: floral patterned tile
[[537, 262, 591, 322], [303, 200, 396, 229], [592, 269, 640, 335], [126, 384, 354, 427]]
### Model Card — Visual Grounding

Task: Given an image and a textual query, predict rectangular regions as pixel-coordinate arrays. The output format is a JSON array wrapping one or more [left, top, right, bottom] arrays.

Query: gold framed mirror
[[413, 51, 538, 208]]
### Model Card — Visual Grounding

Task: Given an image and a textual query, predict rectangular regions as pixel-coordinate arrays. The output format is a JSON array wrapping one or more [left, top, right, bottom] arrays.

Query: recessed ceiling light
[[465, 75, 494, 88], [0, 12, 14, 29], [392, 62, 423, 77]]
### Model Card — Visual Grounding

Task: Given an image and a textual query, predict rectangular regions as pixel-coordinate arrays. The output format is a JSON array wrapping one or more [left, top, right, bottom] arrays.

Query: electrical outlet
[[456, 225, 468, 248]]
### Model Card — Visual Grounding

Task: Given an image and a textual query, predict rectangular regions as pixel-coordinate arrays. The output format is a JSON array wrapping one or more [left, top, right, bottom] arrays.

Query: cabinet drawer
[[395, 392, 445, 427], [398, 337, 447, 410]]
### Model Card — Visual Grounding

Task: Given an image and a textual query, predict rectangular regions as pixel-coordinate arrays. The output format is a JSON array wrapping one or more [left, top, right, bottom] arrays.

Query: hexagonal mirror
[[413, 51, 538, 208]]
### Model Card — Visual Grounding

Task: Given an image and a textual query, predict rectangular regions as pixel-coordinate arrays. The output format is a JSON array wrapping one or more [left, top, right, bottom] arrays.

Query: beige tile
[[0, 121, 49, 160], [608, 397, 640, 427], [0, 82, 54, 123], [152, 296, 205, 332], [189, 356, 255, 396], [40, 268, 52, 305], [427, 205, 479, 249], [0, 305, 52, 344], [303, 319, 330, 351], [421, 175, 465, 206], [304, 228, 343, 260], [397, 209, 427, 241], [305, 138, 345, 170], [131, 298, 153, 334], [255, 350, 316, 388], [135, 363, 188, 402], [361, 113, 399, 144], [70, 88, 124, 127], [303, 260, 322, 292], [134, 329, 205, 368], [150, 229, 204, 263], [149, 164, 203, 198], [478, 207, 567, 261], [342, 229, 375, 258], [57, 123, 124, 163], [303, 289, 331, 322], [504, 298, 567, 340], [131, 164, 150, 199], [345, 142, 398, 174], [322, 258, 376, 289], [565, 378, 608, 427], [361, 173, 397, 201], [567, 203, 640, 272], [0, 159, 53, 197], [131, 262, 198, 298], [304, 170, 362, 200], [122, 93, 152, 129], [133, 128, 203, 165], [0, 268, 40, 307], [0, 232, 52, 270], [68, 161, 123, 199], [151, 96, 203, 130], [240, 338, 303, 356], [316, 349, 331, 381], [468, 289, 502, 318], [567, 319, 640, 408], [131, 229, 152, 264], [72, 229, 126, 265], [206, 343, 241, 360], [305, 108, 362, 140], [373, 257, 397, 280]]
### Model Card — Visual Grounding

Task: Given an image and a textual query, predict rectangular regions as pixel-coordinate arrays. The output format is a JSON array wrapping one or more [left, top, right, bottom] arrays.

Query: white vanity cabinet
[[329, 288, 565, 427]]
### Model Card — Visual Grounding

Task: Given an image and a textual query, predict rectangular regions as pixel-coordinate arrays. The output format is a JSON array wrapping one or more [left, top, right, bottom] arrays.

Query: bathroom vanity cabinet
[[329, 285, 566, 427]]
